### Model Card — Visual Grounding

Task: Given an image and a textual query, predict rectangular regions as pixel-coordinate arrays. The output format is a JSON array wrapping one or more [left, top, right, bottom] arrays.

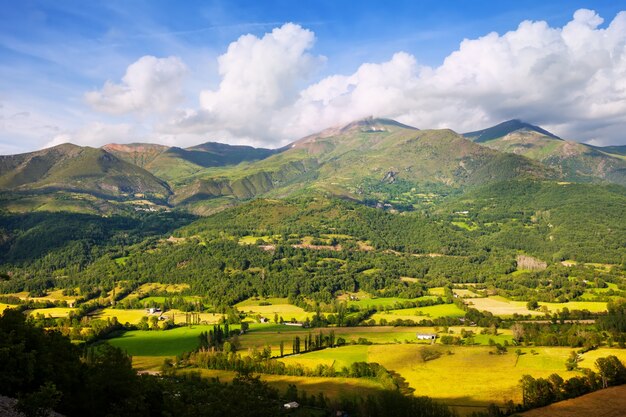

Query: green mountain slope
[[464, 123, 626, 185], [171, 118, 554, 212], [463, 119, 561, 143], [0, 143, 171, 200], [104, 142, 277, 183]]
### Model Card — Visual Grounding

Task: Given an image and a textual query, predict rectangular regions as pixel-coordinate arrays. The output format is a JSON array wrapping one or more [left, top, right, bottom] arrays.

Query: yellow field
[[132, 356, 171, 371], [538, 301, 607, 313], [0, 303, 15, 313], [136, 283, 190, 293], [453, 289, 481, 298], [167, 310, 225, 325], [520, 384, 626, 417], [235, 298, 313, 322], [26, 307, 75, 318], [90, 308, 149, 324], [6, 289, 77, 304], [277, 344, 626, 408], [180, 368, 384, 401], [428, 287, 446, 296], [466, 296, 608, 316], [466, 296, 543, 316]]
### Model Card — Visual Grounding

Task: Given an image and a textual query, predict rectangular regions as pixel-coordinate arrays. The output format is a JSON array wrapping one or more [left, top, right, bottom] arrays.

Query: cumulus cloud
[[44, 122, 138, 149], [288, 9, 626, 144], [162, 23, 325, 142], [85, 56, 187, 114], [158, 10, 626, 147]]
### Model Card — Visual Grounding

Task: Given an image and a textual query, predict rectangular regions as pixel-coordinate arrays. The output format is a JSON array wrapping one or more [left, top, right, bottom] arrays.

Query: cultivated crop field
[[180, 368, 385, 401], [520, 384, 626, 417], [26, 307, 75, 318], [466, 296, 608, 317], [279, 344, 626, 408], [235, 297, 314, 322]]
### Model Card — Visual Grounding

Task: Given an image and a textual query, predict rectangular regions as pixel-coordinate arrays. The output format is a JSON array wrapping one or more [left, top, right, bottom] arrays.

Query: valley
[[1, 118, 626, 417]]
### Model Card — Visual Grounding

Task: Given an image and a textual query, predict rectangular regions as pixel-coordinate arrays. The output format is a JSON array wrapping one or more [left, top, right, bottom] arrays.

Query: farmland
[[520, 384, 626, 417]]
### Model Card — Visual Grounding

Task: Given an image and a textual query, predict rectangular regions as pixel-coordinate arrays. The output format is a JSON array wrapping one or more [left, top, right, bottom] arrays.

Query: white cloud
[[287, 9, 626, 143], [44, 122, 138, 149], [85, 55, 187, 114], [192, 23, 325, 140], [10, 9, 626, 154], [159, 10, 626, 147]]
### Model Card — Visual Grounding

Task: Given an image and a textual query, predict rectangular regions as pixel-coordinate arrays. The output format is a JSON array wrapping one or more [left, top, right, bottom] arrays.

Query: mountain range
[[1, 117, 625, 215]]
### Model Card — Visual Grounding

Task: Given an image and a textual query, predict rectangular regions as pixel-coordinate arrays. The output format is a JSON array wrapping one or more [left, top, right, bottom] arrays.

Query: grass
[[107, 325, 214, 356], [338, 292, 438, 309], [179, 368, 384, 401], [451, 221, 478, 231], [90, 308, 149, 324], [466, 296, 543, 317], [235, 298, 313, 322], [236, 325, 509, 353], [279, 344, 626, 408], [538, 301, 607, 313], [26, 307, 75, 318], [136, 283, 190, 293], [0, 303, 15, 313], [371, 303, 466, 323]]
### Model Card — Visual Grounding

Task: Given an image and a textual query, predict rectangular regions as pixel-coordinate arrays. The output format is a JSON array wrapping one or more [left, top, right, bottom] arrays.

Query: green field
[[107, 325, 213, 356], [371, 303, 466, 323], [343, 294, 439, 309]]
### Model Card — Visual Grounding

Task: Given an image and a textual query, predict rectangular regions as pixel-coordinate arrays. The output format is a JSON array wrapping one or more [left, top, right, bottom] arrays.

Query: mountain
[[0, 143, 171, 203], [464, 120, 626, 185], [594, 145, 626, 157], [463, 119, 560, 143], [170, 117, 554, 212], [103, 142, 277, 183]]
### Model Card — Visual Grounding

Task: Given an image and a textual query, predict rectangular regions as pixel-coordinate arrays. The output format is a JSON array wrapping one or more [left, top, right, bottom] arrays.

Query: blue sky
[[1, 1, 625, 153]]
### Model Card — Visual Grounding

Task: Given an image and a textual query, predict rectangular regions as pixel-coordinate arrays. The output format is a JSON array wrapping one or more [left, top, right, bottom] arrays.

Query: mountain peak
[[463, 119, 560, 143], [340, 117, 418, 133]]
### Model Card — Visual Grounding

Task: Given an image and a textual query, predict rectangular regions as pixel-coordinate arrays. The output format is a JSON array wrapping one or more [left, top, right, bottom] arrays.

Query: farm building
[[284, 401, 299, 409], [416, 333, 437, 340], [259, 317, 269, 323], [283, 322, 303, 327]]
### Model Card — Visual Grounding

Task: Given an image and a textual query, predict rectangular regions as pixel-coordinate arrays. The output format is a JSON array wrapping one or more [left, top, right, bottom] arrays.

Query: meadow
[[465, 296, 608, 317], [235, 297, 314, 322], [370, 303, 466, 323], [279, 344, 626, 408], [179, 368, 385, 401]]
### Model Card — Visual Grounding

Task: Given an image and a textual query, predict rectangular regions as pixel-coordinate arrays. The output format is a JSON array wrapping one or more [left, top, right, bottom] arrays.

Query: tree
[[279, 340, 284, 357], [595, 355, 626, 388], [565, 351, 580, 371], [511, 323, 525, 343], [526, 300, 539, 310]]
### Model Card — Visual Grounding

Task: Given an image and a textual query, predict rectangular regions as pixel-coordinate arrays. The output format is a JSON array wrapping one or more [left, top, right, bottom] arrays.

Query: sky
[[1, 0, 625, 155]]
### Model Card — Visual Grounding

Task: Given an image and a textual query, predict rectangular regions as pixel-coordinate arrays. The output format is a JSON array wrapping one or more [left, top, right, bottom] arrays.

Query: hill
[[520, 384, 626, 417], [103, 142, 277, 183], [464, 121, 626, 185], [0, 144, 170, 201], [170, 118, 554, 212], [463, 119, 560, 143]]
